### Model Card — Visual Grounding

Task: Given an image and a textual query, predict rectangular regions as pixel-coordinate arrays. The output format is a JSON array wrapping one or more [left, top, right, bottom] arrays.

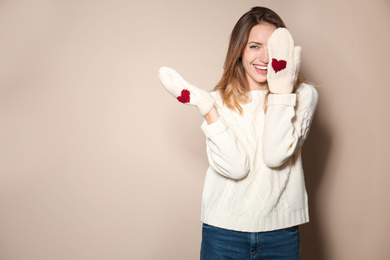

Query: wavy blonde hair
[[214, 6, 304, 113]]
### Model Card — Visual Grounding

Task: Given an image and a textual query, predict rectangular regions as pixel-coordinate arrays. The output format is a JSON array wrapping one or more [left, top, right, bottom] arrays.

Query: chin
[[255, 77, 267, 84]]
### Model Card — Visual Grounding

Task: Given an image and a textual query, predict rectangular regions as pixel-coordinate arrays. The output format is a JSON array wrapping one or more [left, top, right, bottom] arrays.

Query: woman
[[158, 6, 318, 260]]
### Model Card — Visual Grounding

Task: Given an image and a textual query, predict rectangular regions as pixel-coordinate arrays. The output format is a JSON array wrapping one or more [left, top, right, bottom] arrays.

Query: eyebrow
[[248, 41, 263, 45]]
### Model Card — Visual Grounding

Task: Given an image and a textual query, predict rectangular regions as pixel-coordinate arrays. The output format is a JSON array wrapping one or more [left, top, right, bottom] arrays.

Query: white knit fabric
[[267, 28, 301, 94], [200, 83, 318, 232], [158, 67, 215, 116]]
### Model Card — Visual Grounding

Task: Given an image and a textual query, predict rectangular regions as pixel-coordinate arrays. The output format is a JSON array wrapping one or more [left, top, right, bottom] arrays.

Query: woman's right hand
[[158, 67, 215, 116]]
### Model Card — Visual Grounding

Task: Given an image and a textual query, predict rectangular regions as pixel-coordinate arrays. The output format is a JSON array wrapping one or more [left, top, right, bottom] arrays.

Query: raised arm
[[262, 85, 318, 168], [262, 28, 318, 168], [158, 67, 248, 179]]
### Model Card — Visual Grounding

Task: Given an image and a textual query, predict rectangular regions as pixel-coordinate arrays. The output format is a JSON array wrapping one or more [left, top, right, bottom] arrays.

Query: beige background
[[1, 0, 389, 259]]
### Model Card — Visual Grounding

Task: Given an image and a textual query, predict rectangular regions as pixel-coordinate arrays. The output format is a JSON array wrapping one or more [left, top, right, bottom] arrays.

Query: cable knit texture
[[200, 83, 318, 232]]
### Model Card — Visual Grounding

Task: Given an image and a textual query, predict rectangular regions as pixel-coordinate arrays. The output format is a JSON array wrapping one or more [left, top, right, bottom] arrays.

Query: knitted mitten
[[267, 28, 301, 94], [158, 67, 215, 116]]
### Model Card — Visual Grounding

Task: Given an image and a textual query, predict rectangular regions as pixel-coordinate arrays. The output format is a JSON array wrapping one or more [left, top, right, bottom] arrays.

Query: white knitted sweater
[[200, 83, 318, 232]]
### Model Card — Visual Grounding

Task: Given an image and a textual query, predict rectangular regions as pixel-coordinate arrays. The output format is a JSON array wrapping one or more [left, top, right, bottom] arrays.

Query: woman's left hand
[[267, 28, 301, 94]]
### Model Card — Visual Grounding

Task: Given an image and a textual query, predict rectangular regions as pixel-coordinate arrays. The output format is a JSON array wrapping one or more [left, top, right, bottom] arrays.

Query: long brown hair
[[214, 6, 303, 113]]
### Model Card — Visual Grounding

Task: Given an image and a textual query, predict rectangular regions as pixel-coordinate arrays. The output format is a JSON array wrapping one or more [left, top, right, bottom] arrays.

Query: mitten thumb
[[293, 46, 302, 81]]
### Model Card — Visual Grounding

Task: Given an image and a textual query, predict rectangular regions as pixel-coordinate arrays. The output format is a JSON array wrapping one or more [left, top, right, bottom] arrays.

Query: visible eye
[[249, 45, 259, 49]]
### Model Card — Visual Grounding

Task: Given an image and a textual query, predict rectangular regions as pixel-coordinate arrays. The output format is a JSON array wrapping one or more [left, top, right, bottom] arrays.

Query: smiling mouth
[[253, 64, 267, 71]]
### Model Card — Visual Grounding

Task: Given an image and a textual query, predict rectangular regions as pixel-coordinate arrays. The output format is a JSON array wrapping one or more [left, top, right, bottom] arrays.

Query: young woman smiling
[[158, 6, 318, 260]]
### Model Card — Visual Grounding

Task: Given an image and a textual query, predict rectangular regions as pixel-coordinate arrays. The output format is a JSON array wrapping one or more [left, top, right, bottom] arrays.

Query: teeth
[[254, 65, 267, 70]]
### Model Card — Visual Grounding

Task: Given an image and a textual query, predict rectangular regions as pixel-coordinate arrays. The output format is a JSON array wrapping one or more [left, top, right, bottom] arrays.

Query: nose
[[259, 47, 269, 64]]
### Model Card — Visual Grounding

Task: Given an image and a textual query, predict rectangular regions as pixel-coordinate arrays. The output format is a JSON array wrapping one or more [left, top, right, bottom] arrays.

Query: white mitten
[[158, 67, 215, 116], [267, 28, 301, 94]]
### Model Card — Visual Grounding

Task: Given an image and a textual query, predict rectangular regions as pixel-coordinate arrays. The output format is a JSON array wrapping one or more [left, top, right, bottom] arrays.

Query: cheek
[[242, 51, 255, 66]]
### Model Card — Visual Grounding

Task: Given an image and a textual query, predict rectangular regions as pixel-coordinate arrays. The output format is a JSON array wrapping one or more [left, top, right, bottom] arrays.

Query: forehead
[[247, 23, 277, 42]]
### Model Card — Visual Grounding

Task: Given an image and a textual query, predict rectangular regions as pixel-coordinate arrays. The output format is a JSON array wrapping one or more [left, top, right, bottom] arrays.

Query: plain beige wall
[[1, 0, 389, 259]]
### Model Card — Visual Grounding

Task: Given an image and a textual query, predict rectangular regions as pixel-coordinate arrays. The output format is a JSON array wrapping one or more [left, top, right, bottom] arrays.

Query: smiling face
[[241, 23, 277, 90]]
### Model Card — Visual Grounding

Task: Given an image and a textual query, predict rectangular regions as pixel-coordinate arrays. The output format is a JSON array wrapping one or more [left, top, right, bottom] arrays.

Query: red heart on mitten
[[272, 59, 287, 73], [177, 89, 190, 103]]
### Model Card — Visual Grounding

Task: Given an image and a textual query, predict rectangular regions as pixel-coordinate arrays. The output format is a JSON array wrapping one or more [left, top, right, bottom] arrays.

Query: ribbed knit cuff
[[269, 80, 294, 94], [268, 93, 297, 106], [198, 93, 216, 116], [201, 117, 228, 138]]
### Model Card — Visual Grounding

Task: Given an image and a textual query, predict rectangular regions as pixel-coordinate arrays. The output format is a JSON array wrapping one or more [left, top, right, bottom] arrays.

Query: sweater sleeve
[[201, 117, 250, 180], [262, 84, 318, 168]]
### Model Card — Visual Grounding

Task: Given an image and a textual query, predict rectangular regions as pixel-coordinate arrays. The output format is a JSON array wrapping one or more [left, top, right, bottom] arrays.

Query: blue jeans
[[200, 224, 300, 260]]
